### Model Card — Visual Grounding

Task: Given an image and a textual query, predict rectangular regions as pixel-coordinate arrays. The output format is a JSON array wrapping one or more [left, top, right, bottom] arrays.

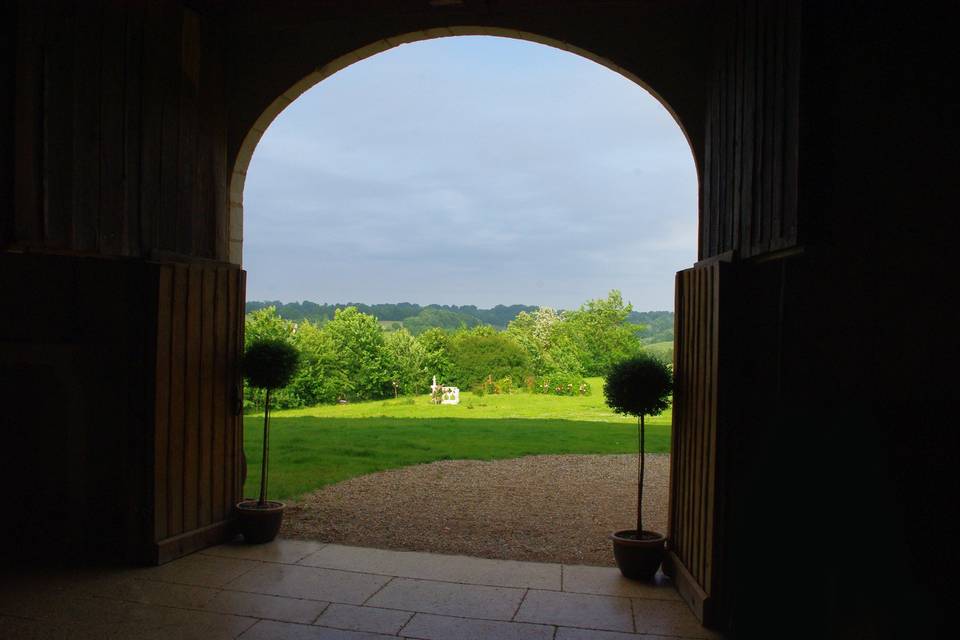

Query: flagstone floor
[[0, 539, 722, 639]]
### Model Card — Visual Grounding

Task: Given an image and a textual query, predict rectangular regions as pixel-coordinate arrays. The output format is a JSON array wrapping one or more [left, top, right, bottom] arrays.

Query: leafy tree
[[288, 320, 348, 405], [565, 290, 643, 376], [383, 328, 429, 396], [324, 307, 389, 401], [446, 331, 531, 388], [244, 306, 296, 348], [506, 307, 583, 377], [417, 327, 455, 384]]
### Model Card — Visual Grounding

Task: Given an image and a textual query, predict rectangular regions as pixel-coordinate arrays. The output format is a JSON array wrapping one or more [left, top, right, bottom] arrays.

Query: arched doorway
[[227, 25, 719, 625]]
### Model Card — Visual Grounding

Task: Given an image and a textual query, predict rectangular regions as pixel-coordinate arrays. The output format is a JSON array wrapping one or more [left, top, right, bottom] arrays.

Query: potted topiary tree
[[237, 338, 299, 544], [604, 355, 673, 580]]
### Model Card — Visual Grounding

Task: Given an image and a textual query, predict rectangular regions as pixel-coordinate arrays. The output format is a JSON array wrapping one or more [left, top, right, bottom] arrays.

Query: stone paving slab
[[202, 538, 326, 564], [0, 597, 256, 640], [0, 539, 722, 640], [225, 563, 390, 604], [555, 628, 654, 640], [202, 589, 329, 624], [300, 544, 561, 590], [58, 574, 220, 610], [314, 603, 414, 634], [562, 565, 681, 601], [514, 589, 635, 633], [632, 599, 724, 639], [366, 577, 526, 620], [241, 619, 395, 640], [401, 612, 555, 640], [135, 552, 259, 588]]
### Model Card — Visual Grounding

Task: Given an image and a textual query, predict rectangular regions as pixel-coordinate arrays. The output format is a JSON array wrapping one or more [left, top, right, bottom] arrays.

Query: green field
[[243, 377, 672, 500], [644, 341, 674, 363]]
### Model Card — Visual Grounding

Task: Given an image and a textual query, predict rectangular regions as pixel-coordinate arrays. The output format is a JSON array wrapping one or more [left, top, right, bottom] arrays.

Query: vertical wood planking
[[7, 1, 228, 261], [182, 266, 202, 531], [139, 1, 165, 254], [236, 271, 247, 502], [0, 2, 15, 245], [13, 0, 44, 245], [682, 268, 694, 564], [42, 2, 75, 248], [198, 268, 216, 526], [99, 1, 126, 256], [209, 26, 229, 263], [211, 268, 228, 522], [702, 0, 799, 261], [225, 269, 238, 508], [158, 4, 181, 252], [123, 0, 146, 256], [153, 265, 172, 541], [71, 0, 103, 252], [167, 264, 187, 536], [150, 263, 244, 556], [178, 9, 200, 256], [670, 263, 725, 606]]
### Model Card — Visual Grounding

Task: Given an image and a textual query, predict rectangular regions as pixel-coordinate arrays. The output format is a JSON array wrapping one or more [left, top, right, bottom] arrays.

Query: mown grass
[[244, 377, 672, 500]]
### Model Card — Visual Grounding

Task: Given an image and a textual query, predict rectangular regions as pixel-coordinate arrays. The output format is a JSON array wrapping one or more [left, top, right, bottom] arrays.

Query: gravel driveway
[[281, 454, 669, 567]]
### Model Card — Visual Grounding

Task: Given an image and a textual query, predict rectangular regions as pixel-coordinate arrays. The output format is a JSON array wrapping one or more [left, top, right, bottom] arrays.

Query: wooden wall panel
[[167, 265, 187, 537], [0, 1, 15, 246], [667, 261, 733, 626], [4, 0, 230, 261], [150, 262, 244, 563], [701, 0, 800, 260]]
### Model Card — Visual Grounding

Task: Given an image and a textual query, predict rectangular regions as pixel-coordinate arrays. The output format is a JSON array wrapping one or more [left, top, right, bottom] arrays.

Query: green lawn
[[243, 377, 672, 500]]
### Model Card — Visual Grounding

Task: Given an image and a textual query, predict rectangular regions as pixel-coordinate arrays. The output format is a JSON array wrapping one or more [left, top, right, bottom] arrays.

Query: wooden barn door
[[148, 262, 246, 564], [665, 260, 735, 626]]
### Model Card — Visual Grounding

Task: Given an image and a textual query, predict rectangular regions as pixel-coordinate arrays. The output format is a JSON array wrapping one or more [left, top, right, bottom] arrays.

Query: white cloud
[[243, 36, 697, 310]]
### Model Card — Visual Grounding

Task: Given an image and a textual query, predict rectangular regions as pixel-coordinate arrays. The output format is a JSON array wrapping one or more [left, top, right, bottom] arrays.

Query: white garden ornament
[[430, 375, 460, 405]]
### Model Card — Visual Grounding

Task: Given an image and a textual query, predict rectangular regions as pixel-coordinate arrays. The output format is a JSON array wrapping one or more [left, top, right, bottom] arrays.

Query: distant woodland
[[246, 300, 673, 343]]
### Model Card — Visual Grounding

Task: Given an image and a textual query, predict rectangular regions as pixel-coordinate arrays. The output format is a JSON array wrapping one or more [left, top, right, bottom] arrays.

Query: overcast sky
[[243, 36, 697, 311]]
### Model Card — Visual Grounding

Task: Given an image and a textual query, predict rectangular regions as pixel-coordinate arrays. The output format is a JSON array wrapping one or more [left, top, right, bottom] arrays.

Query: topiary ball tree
[[604, 356, 673, 537], [243, 339, 299, 506]]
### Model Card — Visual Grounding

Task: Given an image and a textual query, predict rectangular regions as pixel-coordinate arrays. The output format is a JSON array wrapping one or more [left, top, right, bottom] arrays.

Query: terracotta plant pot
[[610, 530, 666, 580], [236, 500, 285, 544]]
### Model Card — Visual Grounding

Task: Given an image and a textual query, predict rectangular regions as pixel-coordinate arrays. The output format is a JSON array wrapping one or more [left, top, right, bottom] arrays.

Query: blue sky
[[243, 36, 697, 311]]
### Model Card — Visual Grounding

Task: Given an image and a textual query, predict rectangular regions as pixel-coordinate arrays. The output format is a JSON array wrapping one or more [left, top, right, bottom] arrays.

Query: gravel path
[[281, 454, 669, 567]]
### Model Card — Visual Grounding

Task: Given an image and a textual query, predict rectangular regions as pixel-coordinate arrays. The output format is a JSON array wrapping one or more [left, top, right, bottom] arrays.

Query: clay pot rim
[[236, 500, 285, 512], [609, 529, 666, 545]]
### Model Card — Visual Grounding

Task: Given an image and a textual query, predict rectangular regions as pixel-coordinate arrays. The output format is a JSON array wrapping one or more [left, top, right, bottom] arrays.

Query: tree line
[[245, 298, 673, 341], [244, 291, 670, 411], [245, 300, 537, 329]]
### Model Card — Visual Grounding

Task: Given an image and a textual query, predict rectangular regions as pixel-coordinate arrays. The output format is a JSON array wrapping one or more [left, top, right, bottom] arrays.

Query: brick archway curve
[[226, 26, 698, 265]]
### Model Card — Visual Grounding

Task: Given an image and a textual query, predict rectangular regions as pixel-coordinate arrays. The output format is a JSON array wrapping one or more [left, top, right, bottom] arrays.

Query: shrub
[[446, 332, 531, 388], [603, 355, 673, 535], [243, 338, 300, 506], [603, 356, 672, 418], [243, 339, 300, 390], [533, 373, 590, 396]]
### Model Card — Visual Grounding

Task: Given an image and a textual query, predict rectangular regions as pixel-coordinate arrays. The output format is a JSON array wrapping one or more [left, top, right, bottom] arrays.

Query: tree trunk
[[637, 414, 645, 535], [258, 388, 271, 506]]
